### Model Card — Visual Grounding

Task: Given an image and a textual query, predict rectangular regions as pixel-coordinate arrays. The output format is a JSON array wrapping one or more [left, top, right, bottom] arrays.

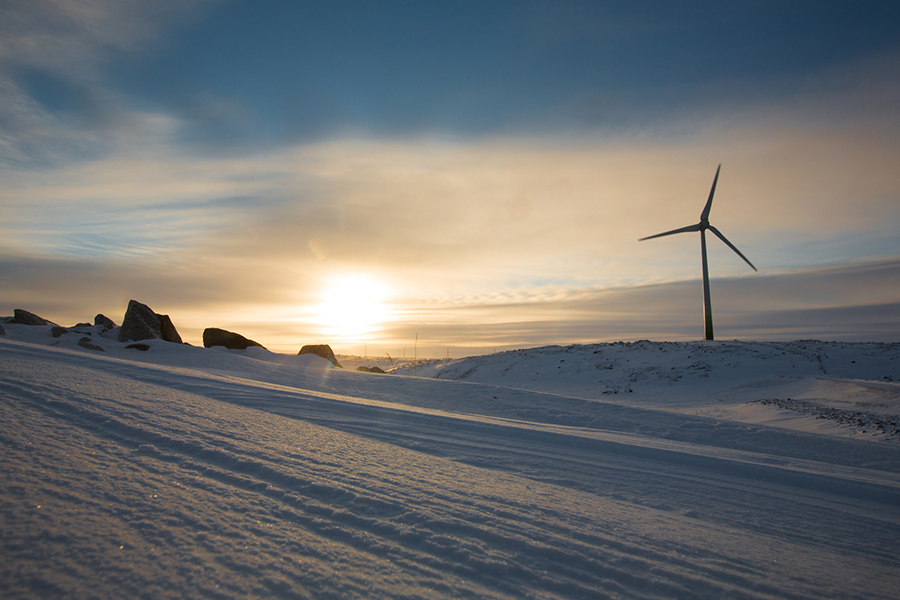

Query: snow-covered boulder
[[78, 336, 105, 351]]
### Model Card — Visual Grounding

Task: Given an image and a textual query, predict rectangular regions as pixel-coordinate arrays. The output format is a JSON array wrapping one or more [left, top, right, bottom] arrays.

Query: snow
[[396, 340, 900, 440], [2, 323, 899, 598]]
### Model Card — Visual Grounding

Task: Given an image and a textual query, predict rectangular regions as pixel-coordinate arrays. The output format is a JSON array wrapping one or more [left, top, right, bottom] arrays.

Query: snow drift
[[1, 322, 899, 598]]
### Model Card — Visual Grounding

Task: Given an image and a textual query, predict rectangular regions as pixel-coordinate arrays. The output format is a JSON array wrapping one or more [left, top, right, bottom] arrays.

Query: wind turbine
[[639, 164, 757, 341]]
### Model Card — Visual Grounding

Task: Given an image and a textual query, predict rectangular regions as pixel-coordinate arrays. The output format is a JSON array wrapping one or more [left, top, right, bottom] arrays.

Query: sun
[[314, 274, 392, 338]]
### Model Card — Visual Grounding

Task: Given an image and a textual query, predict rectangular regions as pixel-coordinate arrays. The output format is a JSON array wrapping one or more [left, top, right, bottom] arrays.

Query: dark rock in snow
[[298, 344, 342, 367], [118, 300, 160, 342], [0, 323, 5, 335], [51, 326, 69, 338], [357, 366, 386, 373], [118, 300, 183, 343], [157, 314, 183, 344], [94, 314, 116, 330], [126, 343, 150, 351], [78, 337, 105, 352], [12, 309, 51, 326], [203, 328, 265, 350]]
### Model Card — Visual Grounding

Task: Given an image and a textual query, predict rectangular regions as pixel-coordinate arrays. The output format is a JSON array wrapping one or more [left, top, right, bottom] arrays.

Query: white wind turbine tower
[[639, 164, 757, 341]]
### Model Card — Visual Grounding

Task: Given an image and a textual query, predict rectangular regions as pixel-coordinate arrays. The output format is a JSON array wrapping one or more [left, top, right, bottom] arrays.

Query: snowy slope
[[2, 326, 900, 598], [394, 341, 900, 440]]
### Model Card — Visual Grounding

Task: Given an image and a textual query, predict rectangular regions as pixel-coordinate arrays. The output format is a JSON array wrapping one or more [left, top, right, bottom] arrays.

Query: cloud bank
[[3, 122, 900, 352]]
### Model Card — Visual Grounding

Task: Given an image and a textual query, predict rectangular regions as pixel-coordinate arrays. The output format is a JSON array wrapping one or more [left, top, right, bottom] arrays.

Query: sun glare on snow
[[314, 274, 392, 338]]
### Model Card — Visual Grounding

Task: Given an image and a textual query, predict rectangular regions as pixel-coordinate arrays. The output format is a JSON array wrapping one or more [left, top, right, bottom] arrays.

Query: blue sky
[[2, 1, 900, 354], [21, 1, 900, 144]]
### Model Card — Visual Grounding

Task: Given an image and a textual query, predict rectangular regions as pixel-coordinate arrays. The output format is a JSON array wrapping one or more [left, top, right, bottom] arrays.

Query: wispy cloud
[[0, 0, 214, 167], [4, 119, 899, 271], [373, 259, 900, 355], [1, 2, 899, 352], [2, 122, 899, 286]]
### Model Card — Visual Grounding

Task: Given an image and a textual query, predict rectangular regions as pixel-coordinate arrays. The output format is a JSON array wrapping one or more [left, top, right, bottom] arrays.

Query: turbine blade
[[638, 223, 701, 241], [700, 164, 721, 221], [708, 225, 757, 271]]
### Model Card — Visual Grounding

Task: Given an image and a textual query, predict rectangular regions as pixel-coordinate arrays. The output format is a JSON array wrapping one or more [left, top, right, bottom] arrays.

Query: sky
[[1, 0, 899, 356]]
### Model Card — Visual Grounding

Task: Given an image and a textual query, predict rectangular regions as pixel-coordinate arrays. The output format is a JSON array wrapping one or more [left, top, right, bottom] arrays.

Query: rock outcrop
[[356, 365, 386, 373], [94, 314, 116, 331], [203, 328, 265, 350], [158, 314, 181, 343], [51, 326, 69, 338], [118, 300, 183, 344], [298, 344, 342, 367], [0, 323, 5, 335], [12, 309, 51, 326]]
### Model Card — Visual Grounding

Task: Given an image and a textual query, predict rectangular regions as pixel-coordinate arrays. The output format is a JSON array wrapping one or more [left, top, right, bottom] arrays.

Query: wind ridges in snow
[[3, 338, 900, 597], [4, 348, 857, 599], [5, 336, 900, 474]]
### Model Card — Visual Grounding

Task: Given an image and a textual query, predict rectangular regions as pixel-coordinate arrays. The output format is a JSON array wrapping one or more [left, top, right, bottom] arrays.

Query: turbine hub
[[699, 218, 709, 230]]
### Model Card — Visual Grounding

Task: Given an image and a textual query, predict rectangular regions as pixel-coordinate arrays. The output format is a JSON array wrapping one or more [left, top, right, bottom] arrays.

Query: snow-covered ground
[[387, 340, 900, 441], [2, 322, 899, 598]]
